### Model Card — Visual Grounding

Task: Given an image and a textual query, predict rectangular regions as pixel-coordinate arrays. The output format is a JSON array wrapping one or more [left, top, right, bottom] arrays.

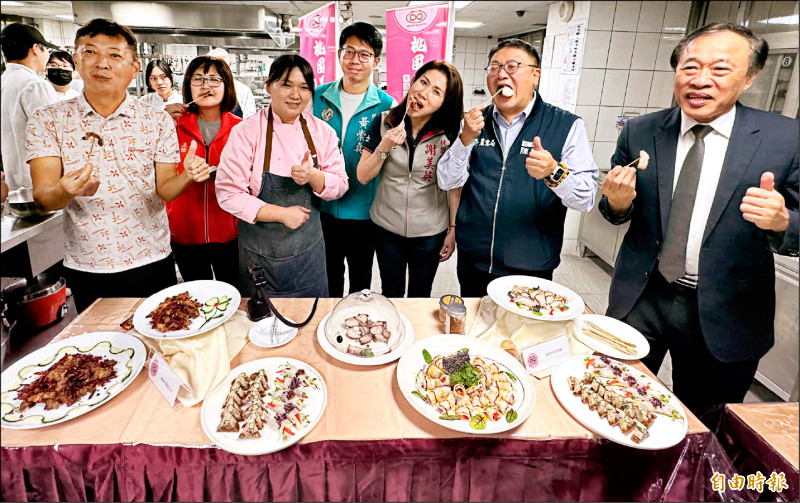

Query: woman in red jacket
[[167, 55, 242, 287]]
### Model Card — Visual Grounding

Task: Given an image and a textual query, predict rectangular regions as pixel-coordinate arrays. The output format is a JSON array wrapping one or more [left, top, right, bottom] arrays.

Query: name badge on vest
[[321, 108, 334, 121]]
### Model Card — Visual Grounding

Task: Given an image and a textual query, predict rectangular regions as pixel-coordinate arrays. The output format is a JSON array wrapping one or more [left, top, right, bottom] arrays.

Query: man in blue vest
[[313, 22, 395, 297], [438, 39, 598, 296]]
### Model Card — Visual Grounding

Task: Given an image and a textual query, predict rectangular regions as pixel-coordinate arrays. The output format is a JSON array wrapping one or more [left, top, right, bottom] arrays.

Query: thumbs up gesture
[[525, 136, 559, 180], [740, 172, 790, 231], [291, 151, 316, 186], [183, 140, 211, 182]]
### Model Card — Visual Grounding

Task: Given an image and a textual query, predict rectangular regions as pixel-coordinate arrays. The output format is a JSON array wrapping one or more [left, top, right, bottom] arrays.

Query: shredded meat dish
[[16, 353, 117, 411], [147, 291, 203, 332]]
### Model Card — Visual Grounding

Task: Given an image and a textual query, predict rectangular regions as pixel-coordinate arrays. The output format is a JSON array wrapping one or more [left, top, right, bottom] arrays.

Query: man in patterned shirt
[[27, 19, 192, 312]]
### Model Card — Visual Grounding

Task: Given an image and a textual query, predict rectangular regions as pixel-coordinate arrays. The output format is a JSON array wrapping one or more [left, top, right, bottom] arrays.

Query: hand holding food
[[183, 140, 211, 182], [740, 171, 790, 231], [378, 124, 405, 153], [459, 103, 487, 146], [165, 103, 189, 122], [60, 163, 100, 197], [281, 205, 311, 230], [602, 164, 637, 213], [525, 136, 558, 180]]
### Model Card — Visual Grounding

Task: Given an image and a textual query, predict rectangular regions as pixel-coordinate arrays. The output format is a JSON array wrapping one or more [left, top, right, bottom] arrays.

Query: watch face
[[552, 168, 564, 181]]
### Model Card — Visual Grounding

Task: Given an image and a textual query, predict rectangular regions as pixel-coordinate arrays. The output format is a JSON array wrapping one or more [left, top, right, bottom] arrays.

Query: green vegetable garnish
[[469, 414, 487, 430], [362, 347, 374, 357], [422, 349, 432, 364], [439, 414, 460, 420], [505, 409, 518, 423], [505, 371, 517, 382], [411, 390, 426, 402], [449, 363, 482, 387]]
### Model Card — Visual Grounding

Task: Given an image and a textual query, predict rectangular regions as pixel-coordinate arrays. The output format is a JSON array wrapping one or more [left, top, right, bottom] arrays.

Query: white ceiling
[[0, 1, 551, 38]]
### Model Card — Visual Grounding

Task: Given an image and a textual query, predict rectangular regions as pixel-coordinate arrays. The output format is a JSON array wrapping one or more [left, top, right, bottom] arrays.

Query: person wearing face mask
[[356, 60, 464, 298], [438, 39, 599, 297], [46, 50, 79, 100], [216, 55, 348, 298], [1, 23, 59, 192], [140, 59, 182, 110]]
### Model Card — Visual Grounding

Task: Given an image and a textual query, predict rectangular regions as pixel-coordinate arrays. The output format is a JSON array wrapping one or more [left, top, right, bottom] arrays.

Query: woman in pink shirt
[[216, 55, 348, 298]]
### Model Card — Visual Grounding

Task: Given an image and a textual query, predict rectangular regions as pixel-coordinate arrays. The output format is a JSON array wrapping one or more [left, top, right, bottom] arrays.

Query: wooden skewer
[[584, 320, 637, 348], [185, 92, 211, 106], [622, 156, 641, 168], [582, 328, 637, 355], [400, 95, 416, 124], [482, 88, 503, 107]]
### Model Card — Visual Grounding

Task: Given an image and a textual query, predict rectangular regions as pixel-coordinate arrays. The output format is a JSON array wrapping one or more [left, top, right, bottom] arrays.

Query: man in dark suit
[[600, 23, 798, 416]]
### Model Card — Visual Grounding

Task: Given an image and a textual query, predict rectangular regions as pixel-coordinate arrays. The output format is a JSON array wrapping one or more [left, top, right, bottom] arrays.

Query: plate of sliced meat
[[487, 275, 585, 321], [133, 280, 241, 339], [316, 312, 415, 366], [200, 357, 327, 455], [551, 355, 687, 450]]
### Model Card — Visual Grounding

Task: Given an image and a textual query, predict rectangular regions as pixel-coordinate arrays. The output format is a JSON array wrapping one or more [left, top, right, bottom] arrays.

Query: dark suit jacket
[[599, 103, 799, 363]]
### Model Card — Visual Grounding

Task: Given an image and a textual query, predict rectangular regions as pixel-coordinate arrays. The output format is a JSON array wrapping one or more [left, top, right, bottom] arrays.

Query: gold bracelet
[[544, 162, 569, 188]]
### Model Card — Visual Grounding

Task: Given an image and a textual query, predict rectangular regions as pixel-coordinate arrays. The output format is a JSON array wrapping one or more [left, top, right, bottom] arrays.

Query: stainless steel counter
[[0, 212, 65, 278]]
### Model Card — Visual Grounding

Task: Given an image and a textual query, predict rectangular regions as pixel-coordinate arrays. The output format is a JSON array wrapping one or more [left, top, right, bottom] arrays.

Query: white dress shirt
[[55, 87, 80, 101], [1, 63, 59, 191], [233, 80, 257, 118], [676, 106, 736, 277], [139, 91, 183, 110]]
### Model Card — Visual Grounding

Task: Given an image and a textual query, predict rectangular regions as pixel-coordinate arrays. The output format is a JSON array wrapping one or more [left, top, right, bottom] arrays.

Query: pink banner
[[385, 3, 453, 103], [299, 2, 338, 86]]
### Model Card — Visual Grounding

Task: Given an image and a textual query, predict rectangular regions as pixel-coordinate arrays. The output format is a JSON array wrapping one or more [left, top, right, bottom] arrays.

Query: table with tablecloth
[[1, 298, 747, 501]]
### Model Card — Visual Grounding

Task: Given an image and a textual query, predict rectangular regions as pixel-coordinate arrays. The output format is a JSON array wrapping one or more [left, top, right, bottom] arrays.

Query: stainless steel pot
[[7, 188, 51, 219]]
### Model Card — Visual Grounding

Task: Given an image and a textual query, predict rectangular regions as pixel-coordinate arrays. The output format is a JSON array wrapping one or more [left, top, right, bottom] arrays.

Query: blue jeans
[[373, 223, 447, 298]]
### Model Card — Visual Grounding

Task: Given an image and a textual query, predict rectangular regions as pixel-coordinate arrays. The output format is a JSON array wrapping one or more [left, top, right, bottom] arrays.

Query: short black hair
[[670, 23, 768, 76], [182, 56, 238, 114], [488, 38, 540, 67], [48, 50, 74, 69], [75, 18, 138, 60], [265, 54, 316, 100], [339, 22, 383, 56], [145, 59, 174, 93]]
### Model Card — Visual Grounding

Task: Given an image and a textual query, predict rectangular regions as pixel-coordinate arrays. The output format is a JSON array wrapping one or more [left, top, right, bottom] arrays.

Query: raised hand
[[291, 151, 316, 186], [183, 140, 210, 182], [740, 172, 790, 231], [165, 103, 188, 122], [281, 205, 311, 230], [60, 163, 100, 197], [459, 103, 487, 146], [525, 136, 558, 180], [601, 164, 637, 213], [377, 123, 406, 154]]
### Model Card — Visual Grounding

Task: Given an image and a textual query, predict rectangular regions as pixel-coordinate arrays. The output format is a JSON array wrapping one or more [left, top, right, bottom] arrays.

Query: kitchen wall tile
[[582, 30, 611, 69], [592, 140, 619, 169], [576, 68, 605, 105], [588, 1, 616, 31], [461, 69, 474, 86], [455, 36, 466, 48], [454, 51, 466, 70], [612, 0, 641, 32], [630, 32, 660, 70], [473, 51, 486, 71], [595, 106, 623, 142], [564, 209, 582, 244], [662, 1, 691, 34], [575, 105, 600, 142], [464, 50, 475, 69], [648, 71, 675, 108], [637, 1, 666, 32], [476, 37, 490, 54], [624, 71, 654, 107], [606, 31, 635, 69], [706, 0, 737, 24], [655, 34, 682, 71], [620, 107, 647, 123], [465, 37, 477, 53], [600, 69, 629, 106], [473, 69, 486, 88]]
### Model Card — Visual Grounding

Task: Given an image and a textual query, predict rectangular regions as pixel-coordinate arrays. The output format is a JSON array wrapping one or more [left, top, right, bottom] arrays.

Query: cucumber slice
[[124, 348, 134, 358], [204, 297, 219, 307], [56, 346, 77, 356], [1, 403, 13, 415], [3, 412, 24, 422], [42, 412, 68, 423], [107, 383, 123, 395], [66, 405, 89, 417], [109, 346, 125, 354], [93, 341, 112, 350], [7, 380, 22, 391], [120, 366, 132, 382], [86, 390, 110, 406], [219, 295, 230, 303], [38, 354, 56, 366], [201, 305, 216, 314], [18, 365, 37, 379], [216, 303, 228, 312]]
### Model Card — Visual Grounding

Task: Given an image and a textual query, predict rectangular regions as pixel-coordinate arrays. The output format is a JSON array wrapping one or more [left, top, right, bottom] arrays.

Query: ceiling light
[[759, 14, 799, 25], [1, 1, 25, 6], [56, 14, 73, 21], [454, 20, 483, 29]]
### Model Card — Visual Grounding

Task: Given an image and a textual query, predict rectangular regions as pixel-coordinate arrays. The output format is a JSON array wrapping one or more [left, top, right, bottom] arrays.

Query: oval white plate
[[487, 275, 585, 321], [396, 334, 535, 434], [551, 355, 687, 450], [248, 317, 298, 348], [133, 280, 241, 340], [1, 332, 146, 429], [573, 314, 650, 360], [200, 357, 327, 456], [316, 312, 414, 366]]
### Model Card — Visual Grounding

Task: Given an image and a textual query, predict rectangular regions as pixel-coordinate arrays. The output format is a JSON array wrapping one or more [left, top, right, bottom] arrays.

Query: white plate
[[551, 355, 688, 450], [200, 357, 327, 456], [1, 332, 146, 429], [573, 314, 650, 360], [133, 280, 241, 340], [316, 312, 414, 366], [487, 275, 585, 321], [249, 317, 298, 348], [396, 335, 535, 434]]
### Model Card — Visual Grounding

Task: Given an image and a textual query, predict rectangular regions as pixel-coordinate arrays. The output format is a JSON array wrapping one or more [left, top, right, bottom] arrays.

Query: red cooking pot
[[3, 274, 67, 329]]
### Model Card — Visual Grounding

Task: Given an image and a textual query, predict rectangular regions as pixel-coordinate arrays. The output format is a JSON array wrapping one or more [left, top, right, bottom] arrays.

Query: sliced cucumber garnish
[[201, 305, 215, 314], [0, 403, 13, 416], [205, 297, 219, 307], [2, 412, 23, 422], [38, 355, 56, 366], [56, 346, 77, 356], [42, 412, 68, 423], [18, 365, 37, 379], [66, 405, 89, 417]]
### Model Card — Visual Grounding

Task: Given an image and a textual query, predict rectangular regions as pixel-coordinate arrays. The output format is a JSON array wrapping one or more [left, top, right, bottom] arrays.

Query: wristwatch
[[544, 162, 569, 187], [376, 149, 390, 160]]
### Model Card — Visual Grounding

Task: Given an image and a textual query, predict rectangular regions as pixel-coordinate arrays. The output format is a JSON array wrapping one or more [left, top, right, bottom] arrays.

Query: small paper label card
[[520, 335, 571, 373], [147, 351, 182, 407]]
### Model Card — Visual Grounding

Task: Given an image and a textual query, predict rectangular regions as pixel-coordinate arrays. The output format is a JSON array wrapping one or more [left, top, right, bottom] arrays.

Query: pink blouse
[[216, 108, 348, 224]]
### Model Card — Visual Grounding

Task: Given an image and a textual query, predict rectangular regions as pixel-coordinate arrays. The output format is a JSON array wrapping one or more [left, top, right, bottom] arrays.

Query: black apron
[[238, 108, 328, 298]]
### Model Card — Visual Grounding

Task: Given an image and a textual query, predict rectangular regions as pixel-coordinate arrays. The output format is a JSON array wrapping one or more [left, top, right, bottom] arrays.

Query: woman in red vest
[[167, 55, 242, 288]]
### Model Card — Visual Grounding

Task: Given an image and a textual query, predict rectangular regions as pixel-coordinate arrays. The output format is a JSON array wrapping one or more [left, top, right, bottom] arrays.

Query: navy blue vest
[[456, 95, 578, 274]]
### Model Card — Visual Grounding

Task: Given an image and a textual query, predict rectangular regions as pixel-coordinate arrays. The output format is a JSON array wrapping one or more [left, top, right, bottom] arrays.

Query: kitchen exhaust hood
[[71, 1, 297, 50]]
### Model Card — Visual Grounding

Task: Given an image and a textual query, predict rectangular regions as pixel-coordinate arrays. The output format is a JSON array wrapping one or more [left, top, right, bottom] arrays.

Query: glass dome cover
[[324, 289, 405, 358]]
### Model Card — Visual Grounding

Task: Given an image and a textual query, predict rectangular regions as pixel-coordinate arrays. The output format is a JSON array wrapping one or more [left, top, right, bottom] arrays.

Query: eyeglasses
[[190, 76, 224, 88], [340, 47, 374, 63], [485, 61, 539, 76]]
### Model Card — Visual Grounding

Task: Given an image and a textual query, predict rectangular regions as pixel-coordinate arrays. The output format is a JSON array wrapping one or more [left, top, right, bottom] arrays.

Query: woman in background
[[140, 59, 182, 109], [216, 55, 348, 298], [356, 60, 464, 298], [166, 56, 242, 286]]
